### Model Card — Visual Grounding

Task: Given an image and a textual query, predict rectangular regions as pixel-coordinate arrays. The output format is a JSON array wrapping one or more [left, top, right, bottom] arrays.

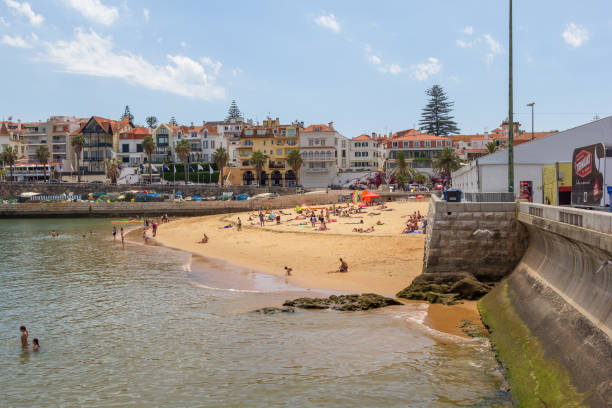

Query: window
[[355, 152, 361, 157], [363, 152, 368, 157], [392, 142, 398, 148], [286, 129, 296, 137], [191, 132, 197, 138], [210, 141, 215, 149], [245, 129, 253, 135], [257, 130, 266, 135], [276, 149, 282, 155], [243, 140, 253, 146], [136, 144, 143, 153], [309, 139, 314, 146], [287, 139, 296, 146], [437, 140, 442, 147], [363, 142, 368, 147], [263, 141, 266, 146], [204, 130, 208, 138], [122, 144, 129, 153], [314, 127, 321, 132], [425, 141, 431, 147], [203, 141, 209, 149], [240, 150, 250, 157]]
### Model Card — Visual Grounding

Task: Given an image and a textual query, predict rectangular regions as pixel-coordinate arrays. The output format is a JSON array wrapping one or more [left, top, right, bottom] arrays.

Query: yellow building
[[237, 117, 300, 186], [542, 162, 572, 205]]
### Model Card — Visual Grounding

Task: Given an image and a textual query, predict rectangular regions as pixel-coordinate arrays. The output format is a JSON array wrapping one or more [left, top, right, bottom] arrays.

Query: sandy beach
[[149, 199, 483, 338]]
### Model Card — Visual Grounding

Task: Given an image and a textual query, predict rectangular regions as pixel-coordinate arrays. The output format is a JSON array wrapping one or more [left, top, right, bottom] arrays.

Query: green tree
[[414, 173, 428, 185], [486, 141, 498, 154], [175, 139, 191, 185], [250, 150, 267, 186], [392, 151, 420, 189], [71, 134, 85, 182], [432, 147, 462, 186], [122, 105, 134, 122], [2, 146, 18, 181], [142, 136, 156, 183], [286, 149, 303, 186], [35, 145, 50, 182], [212, 146, 229, 186], [145, 116, 158, 128], [226, 99, 242, 120], [418, 85, 460, 136], [105, 158, 120, 184]]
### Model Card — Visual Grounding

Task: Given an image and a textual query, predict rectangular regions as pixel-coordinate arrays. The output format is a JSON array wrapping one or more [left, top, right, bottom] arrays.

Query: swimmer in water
[[20, 326, 28, 347], [32, 338, 39, 350]]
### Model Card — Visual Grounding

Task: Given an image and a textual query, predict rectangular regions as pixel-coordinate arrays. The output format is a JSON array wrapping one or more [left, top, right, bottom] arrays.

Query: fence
[[463, 192, 516, 203]]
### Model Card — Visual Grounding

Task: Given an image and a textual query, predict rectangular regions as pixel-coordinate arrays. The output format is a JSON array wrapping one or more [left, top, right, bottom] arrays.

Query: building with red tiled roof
[[349, 132, 387, 172], [385, 129, 453, 177], [299, 121, 350, 187]]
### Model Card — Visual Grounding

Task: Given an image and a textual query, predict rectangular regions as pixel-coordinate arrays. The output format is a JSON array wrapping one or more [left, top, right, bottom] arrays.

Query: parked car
[[329, 184, 342, 190], [49, 179, 61, 183]]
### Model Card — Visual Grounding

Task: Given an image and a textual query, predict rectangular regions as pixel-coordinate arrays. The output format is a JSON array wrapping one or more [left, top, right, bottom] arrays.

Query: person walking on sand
[[259, 212, 265, 227], [310, 213, 317, 228], [237, 217, 242, 231], [20, 326, 28, 347], [338, 258, 348, 273], [284, 266, 292, 276], [152, 222, 157, 237]]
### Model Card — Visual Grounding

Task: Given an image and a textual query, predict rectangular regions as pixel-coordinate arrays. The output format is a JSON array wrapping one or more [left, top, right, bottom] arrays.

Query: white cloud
[[461, 26, 474, 35], [231, 68, 242, 77], [456, 39, 473, 48], [562, 22, 589, 48], [314, 13, 340, 33], [410, 57, 441, 81], [4, 0, 43, 25], [378, 63, 402, 75], [483, 34, 503, 63], [368, 55, 381, 65], [143, 8, 150, 22], [2, 34, 32, 48], [0, 16, 10, 27], [39, 28, 226, 101], [180, 41, 187, 48], [62, 0, 118, 26], [200, 56, 222, 75]]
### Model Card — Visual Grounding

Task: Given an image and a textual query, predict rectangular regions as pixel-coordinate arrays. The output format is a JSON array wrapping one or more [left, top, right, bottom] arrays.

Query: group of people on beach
[[20, 326, 39, 351], [402, 211, 427, 234]]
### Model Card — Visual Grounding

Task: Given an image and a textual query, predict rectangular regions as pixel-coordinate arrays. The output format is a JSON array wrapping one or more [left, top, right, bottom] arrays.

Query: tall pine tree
[[226, 100, 242, 120], [418, 85, 459, 136], [121, 105, 134, 122]]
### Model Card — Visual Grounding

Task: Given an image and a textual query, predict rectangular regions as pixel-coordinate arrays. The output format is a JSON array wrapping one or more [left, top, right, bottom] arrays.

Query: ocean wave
[[188, 280, 267, 294]]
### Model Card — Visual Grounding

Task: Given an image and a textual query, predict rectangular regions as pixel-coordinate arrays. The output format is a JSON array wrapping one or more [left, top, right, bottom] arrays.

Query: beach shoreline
[[129, 200, 485, 339]]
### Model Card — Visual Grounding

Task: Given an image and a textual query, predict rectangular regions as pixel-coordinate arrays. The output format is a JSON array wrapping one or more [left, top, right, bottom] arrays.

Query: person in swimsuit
[[284, 266, 292, 276], [32, 338, 39, 350], [112, 227, 117, 241], [338, 258, 348, 273], [237, 217, 242, 231], [20, 326, 28, 347]]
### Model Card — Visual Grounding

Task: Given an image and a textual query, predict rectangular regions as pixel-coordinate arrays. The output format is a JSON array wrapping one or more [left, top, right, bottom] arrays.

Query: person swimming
[[32, 338, 39, 350], [20, 326, 28, 347]]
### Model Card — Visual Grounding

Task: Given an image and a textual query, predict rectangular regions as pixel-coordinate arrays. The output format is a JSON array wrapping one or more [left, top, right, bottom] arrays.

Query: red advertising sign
[[574, 150, 592, 178]]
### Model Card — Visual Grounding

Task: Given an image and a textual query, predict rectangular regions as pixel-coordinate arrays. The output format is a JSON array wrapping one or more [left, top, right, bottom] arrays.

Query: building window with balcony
[[243, 140, 253, 146], [287, 139, 296, 146], [122, 144, 129, 153]]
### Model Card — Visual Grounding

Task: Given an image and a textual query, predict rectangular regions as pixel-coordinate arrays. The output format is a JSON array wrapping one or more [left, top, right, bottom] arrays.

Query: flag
[[209, 165, 214, 174], [70, 163, 74, 172], [163, 164, 170, 171], [104, 162, 108, 175], [151, 165, 158, 172], [59, 164, 63, 171], [197, 164, 204, 171], [140, 163, 145, 170], [189, 165, 194, 172], [173, 165, 176, 174]]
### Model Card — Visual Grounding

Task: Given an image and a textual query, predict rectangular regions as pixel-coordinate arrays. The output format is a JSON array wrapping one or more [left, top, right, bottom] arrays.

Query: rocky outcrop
[[252, 306, 295, 314], [283, 294, 401, 311], [396, 274, 492, 305]]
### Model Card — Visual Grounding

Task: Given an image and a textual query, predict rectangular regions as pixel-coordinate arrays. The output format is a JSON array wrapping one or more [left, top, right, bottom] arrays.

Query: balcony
[[190, 147, 203, 152], [304, 167, 330, 173], [85, 142, 113, 148], [53, 147, 67, 153], [154, 147, 170, 155], [268, 162, 285, 169]]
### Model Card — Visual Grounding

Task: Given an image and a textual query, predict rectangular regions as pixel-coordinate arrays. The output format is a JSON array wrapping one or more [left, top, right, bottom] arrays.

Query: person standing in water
[[120, 227, 125, 249], [112, 226, 117, 241], [20, 326, 28, 347], [32, 338, 39, 350]]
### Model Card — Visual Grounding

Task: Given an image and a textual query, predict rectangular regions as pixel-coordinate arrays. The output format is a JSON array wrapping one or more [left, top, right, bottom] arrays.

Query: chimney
[[328, 121, 334, 130], [371, 132, 376, 138], [202, 121, 206, 126], [190, 121, 194, 128]]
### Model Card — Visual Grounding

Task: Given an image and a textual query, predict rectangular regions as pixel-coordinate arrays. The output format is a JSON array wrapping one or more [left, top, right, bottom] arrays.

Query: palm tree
[[392, 151, 420, 189], [2, 146, 18, 181], [35, 145, 50, 183], [142, 136, 156, 184], [485, 141, 497, 154], [250, 150, 267, 186], [105, 158, 120, 184], [414, 173, 428, 185], [175, 139, 191, 185], [286, 149, 303, 186], [432, 147, 462, 187], [212, 146, 229, 186], [71, 134, 85, 182]]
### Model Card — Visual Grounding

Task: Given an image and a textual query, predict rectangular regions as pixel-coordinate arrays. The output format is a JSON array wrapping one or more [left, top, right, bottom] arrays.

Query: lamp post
[[527, 102, 535, 141], [507, 0, 514, 194]]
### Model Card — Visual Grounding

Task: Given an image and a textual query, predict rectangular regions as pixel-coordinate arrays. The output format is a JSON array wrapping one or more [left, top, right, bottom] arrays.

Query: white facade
[[210, 118, 249, 166], [299, 123, 350, 187], [349, 134, 380, 172], [452, 116, 612, 203]]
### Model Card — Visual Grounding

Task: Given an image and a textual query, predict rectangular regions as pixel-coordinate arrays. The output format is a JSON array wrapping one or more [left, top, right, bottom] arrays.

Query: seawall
[[0, 192, 344, 218], [480, 203, 612, 407]]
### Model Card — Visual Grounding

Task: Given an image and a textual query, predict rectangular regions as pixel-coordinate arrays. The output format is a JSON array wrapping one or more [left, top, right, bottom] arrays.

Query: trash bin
[[444, 188, 462, 202], [607, 186, 612, 212]]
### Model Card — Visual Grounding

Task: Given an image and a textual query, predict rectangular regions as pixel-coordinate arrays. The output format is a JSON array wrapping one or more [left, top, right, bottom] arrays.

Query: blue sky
[[1, 0, 611, 137]]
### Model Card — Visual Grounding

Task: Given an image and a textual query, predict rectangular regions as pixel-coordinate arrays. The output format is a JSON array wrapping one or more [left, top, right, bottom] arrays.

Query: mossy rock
[[283, 293, 401, 311]]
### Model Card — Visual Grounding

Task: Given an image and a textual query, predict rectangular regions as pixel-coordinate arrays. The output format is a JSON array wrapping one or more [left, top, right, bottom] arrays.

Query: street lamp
[[527, 102, 535, 141]]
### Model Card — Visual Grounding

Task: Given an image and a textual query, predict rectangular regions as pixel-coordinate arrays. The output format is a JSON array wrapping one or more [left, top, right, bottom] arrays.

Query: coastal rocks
[[252, 306, 295, 314], [283, 293, 401, 311], [396, 274, 492, 305]]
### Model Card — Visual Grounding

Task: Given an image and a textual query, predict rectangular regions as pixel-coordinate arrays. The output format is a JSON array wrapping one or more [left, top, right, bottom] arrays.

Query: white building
[[178, 123, 225, 163], [116, 126, 151, 166], [299, 122, 349, 187], [205, 118, 250, 167], [349, 133, 386, 172], [452, 116, 612, 203]]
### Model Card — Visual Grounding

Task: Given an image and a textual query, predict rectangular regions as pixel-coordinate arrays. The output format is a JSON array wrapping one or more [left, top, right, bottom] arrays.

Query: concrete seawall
[[480, 203, 612, 407], [0, 192, 344, 218]]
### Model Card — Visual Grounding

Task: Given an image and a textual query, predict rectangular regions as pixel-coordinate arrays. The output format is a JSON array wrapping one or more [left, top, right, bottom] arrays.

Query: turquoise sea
[[0, 218, 510, 407]]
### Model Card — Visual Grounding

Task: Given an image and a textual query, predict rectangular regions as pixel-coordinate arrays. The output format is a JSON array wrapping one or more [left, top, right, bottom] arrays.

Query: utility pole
[[527, 102, 535, 141], [507, 0, 514, 194]]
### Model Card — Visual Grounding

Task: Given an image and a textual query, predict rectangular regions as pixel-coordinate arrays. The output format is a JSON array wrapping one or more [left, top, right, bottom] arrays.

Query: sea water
[[0, 219, 510, 407]]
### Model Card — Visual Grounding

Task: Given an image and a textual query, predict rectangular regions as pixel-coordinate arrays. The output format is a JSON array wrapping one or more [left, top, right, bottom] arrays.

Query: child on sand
[[237, 217, 242, 231], [338, 258, 348, 273], [284, 266, 292, 276], [199, 233, 209, 244]]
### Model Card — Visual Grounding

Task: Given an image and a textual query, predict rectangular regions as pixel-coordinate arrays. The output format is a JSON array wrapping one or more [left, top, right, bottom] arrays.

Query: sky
[[1, 0, 611, 137]]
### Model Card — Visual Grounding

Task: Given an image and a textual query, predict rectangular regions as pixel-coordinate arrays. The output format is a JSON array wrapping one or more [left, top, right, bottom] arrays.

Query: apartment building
[[237, 117, 300, 186], [385, 129, 452, 176], [151, 123, 177, 164], [173, 123, 225, 163], [349, 133, 386, 172], [205, 117, 250, 166], [299, 122, 349, 187], [116, 126, 151, 166]]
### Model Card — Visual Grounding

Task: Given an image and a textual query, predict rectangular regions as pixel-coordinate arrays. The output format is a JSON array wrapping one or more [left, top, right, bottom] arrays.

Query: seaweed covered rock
[[283, 293, 401, 311], [396, 274, 494, 305], [252, 306, 295, 314]]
